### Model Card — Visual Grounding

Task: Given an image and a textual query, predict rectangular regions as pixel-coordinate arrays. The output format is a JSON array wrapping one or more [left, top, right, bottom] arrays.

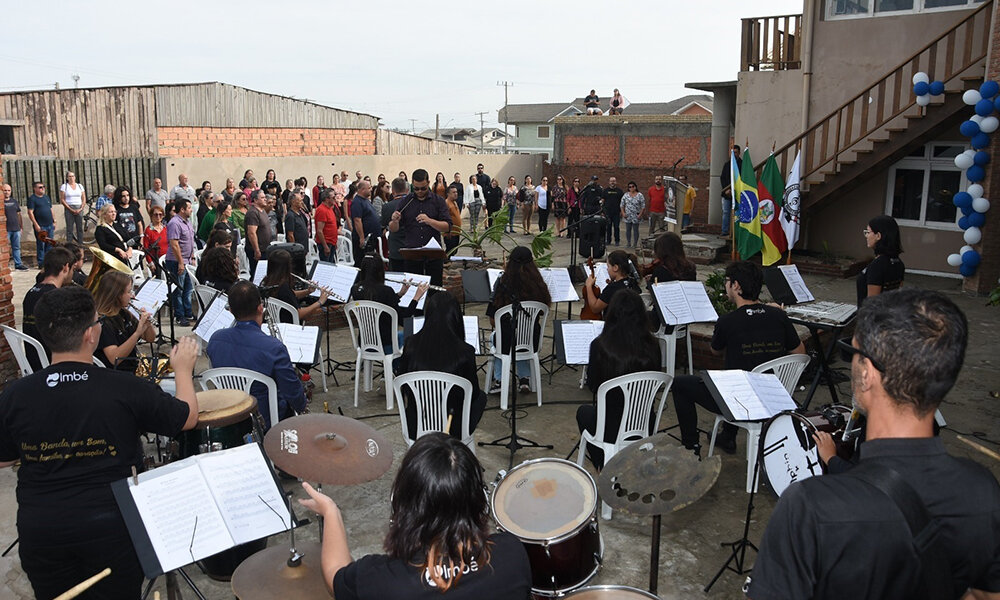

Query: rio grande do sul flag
[[757, 153, 788, 265], [735, 148, 763, 260]]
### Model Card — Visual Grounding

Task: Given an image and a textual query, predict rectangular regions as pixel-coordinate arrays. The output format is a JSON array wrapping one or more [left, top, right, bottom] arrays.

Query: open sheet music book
[[560, 320, 604, 365], [402, 237, 442, 251], [193, 294, 234, 344], [131, 279, 169, 318], [386, 272, 431, 310], [540, 268, 580, 303], [650, 281, 719, 325], [261, 323, 321, 363], [413, 316, 480, 353], [112, 444, 290, 577], [308, 262, 358, 301], [763, 264, 814, 305], [252, 260, 268, 285], [487, 269, 504, 294], [784, 300, 857, 326], [703, 370, 798, 422]]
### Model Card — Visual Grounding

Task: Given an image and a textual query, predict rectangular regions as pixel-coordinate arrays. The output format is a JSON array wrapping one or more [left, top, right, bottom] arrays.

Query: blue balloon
[[967, 165, 986, 181], [962, 250, 982, 267], [961, 205, 974, 216], [981, 80, 1000, 99], [976, 98, 995, 116], [971, 133, 991, 150], [960, 120, 981, 137], [975, 151, 991, 166], [929, 81, 945, 96], [969, 212, 986, 228], [959, 216, 970, 229], [954, 191, 973, 207], [914, 82, 930, 96], [960, 263, 977, 277], [995, 96, 1000, 113]]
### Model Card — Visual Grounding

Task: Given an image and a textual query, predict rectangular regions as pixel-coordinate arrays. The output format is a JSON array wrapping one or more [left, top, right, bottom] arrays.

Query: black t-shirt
[[333, 532, 532, 600], [598, 277, 636, 307], [115, 202, 145, 239], [584, 94, 599, 107], [748, 437, 1000, 600], [711, 303, 800, 371], [0, 362, 190, 543], [265, 282, 300, 324], [602, 186, 624, 215], [202, 275, 236, 293], [22, 282, 57, 371], [857, 254, 905, 306], [579, 184, 604, 215], [484, 186, 503, 212], [96, 311, 140, 372]]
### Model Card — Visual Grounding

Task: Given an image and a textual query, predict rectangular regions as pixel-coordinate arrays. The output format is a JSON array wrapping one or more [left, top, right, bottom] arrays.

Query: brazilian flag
[[734, 148, 763, 260]]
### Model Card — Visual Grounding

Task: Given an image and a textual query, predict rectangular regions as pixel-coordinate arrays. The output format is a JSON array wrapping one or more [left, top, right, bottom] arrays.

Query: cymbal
[[231, 541, 330, 600], [597, 433, 720, 516], [263, 414, 392, 485]]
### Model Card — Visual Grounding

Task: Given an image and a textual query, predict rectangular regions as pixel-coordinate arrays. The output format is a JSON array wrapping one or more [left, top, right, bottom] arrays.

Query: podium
[[400, 248, 447, 261]]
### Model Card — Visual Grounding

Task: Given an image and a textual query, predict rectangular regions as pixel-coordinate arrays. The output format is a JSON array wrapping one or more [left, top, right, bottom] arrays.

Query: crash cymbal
[[231, 541, 330, 600], [263, 413, 392, 485], [597, 433, 720, 516]]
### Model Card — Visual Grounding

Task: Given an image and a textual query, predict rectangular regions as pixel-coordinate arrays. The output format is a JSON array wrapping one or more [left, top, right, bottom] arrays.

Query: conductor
[[387, 168, 452, 287]]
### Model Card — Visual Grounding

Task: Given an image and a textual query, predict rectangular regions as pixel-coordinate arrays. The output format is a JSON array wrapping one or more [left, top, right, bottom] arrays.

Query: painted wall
[[510, 122, 555, 154], [734, 69, 803, 153]]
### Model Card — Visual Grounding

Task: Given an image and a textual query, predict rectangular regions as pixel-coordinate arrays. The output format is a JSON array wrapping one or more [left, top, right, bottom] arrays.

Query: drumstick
[[445, 413, 453, 435], [54, 568, 111, 600], [956, 434, 1000, 462]]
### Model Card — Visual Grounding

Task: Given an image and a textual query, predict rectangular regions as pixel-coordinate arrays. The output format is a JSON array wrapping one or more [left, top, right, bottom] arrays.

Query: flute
[[128, 301, 159, 327], [384, 275, 446, 292], [292, 274, 347, 302]]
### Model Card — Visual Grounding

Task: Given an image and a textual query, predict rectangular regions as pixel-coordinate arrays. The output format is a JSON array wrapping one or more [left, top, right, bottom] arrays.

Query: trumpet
[[384, 275, 446, 292], [292, 274, 347, 303]]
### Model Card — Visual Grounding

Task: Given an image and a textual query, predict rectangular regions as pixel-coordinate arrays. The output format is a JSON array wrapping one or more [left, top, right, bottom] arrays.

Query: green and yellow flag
[[734, 148, 763, 260]]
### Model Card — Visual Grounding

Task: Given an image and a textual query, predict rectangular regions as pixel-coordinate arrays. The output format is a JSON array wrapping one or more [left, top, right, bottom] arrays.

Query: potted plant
[[450, 209, 555, 267]]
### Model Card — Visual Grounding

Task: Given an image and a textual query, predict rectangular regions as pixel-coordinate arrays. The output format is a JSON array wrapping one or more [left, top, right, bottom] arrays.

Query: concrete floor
[[2, 233, 999, 600]]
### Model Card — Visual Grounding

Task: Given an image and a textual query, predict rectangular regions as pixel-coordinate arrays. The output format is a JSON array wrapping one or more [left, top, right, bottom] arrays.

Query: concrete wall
[[734, 69, 803, 152]]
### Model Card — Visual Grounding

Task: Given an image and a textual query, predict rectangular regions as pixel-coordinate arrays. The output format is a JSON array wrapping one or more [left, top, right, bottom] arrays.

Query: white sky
[[2, 0, 802, 132]]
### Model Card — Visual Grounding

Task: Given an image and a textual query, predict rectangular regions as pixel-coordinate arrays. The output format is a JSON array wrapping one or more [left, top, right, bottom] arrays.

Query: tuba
[[85, 246, 133, 293]]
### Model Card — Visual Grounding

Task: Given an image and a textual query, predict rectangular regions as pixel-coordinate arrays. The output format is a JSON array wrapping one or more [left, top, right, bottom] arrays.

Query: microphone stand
[[559, 212, 606, 272]]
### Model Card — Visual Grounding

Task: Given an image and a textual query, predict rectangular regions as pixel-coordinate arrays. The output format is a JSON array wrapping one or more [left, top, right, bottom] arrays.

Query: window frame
[[537, 125, 550, 139], [884, 142, 966, 231], [826, 0, 983, 20]]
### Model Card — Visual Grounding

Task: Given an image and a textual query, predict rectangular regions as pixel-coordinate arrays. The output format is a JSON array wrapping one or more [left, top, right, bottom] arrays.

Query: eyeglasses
[[836, 338, 885, 372], [413, 185, 429, 192]]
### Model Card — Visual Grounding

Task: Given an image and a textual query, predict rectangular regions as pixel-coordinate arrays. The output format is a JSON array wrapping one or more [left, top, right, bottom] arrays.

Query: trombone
[[384, 275, 446, 292], [292, 274, 347, 303]]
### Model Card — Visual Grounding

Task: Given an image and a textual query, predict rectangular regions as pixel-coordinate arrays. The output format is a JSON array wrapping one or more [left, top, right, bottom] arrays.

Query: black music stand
[[704, 445, 763, 592]]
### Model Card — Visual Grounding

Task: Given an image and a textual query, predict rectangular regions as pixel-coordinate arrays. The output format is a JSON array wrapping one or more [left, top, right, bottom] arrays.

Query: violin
[[580, 253, 604, 321], [640, 258, 661, 278]]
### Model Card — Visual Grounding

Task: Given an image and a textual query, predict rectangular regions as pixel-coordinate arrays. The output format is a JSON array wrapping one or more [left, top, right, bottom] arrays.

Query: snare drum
[[491, 458, 603, 597], [563, 585, 660, 599], [174, 389, 266, 580], [761, 405, 858, 496]]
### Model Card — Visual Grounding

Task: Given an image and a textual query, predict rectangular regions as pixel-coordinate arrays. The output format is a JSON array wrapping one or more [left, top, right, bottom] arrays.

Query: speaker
[[265, 243, 307, 277], [579, 216, 606, 259]]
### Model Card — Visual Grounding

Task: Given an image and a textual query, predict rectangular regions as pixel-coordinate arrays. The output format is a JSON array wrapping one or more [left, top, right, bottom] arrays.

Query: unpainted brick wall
[[0, 156, 19, 389], [157, 127, 377, 158]]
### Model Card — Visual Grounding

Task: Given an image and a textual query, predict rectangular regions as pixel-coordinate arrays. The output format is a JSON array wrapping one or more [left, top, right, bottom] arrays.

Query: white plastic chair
[[345, 300, 401, 409], [306, 239, 320, 267], [237, 242, 251, 280], [654, 324, 694, 377], [195, 284, 218, 315], [576, 371, 673, 519], [483, 302, 549, 410], [336, 234, 354, 264], [707, 353, 812, 493], [92, 356, 106, 368], [1, 325, 48, 376], [264, 297, 328, 393], [198, 367, 280, 429], [393, 371, 475, 453]]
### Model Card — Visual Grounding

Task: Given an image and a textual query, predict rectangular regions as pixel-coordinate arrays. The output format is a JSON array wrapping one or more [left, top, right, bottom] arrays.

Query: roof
[[416, 127, 477, 138], [499, 94, 713, 123]]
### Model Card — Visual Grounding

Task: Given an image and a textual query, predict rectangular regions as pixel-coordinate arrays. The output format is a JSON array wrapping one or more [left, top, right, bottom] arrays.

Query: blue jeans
[[35, 224, 55, 265], [625, 222, 640, 247], [165, 260, 194, 319], [721, 195, 732, 236], [682, 213, 691, 228], [507, 205, 516, 232], [493, 357, 530, 382], [8, 231, 22, 267]]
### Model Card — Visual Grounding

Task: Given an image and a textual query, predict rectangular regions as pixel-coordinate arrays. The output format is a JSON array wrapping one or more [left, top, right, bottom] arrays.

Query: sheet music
[[422, 237, 442, 250], [274, 324, 320, 363], [487, 269, 504, 293], [385, 272, 431, 310], [651, 281, 718, 325], [252, 260, 268, 286], [449, 255, 483, 263], [131, 279, 168, 317], [413, 316, 480, 352], [309, 262, 358, 301], [786, 300, 857, 325], [194, 297, 235, 343], [196, 445, 290, 546], [777, 265, 813, 303], [561, 321, 604, 365], [540, 268, 580, 303], [128, 461, 232, 572], [707, 370, 797, 421], [593, 263, 610, 287]]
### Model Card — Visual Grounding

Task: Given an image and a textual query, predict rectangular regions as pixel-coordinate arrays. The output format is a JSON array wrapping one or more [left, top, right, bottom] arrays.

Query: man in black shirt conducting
[[0, 286, 201, 600], [387, 169, 452, 287], [747, 289, 1000, 600], [672, 261, 804, 454]]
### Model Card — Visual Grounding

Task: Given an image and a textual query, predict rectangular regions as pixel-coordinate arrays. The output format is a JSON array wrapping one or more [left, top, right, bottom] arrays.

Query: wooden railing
[[762, 1, 992, 186], [741, 14, 802, 71]]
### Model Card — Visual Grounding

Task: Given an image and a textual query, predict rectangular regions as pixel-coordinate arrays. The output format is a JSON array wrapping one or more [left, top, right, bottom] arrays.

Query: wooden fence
[[2, 157, 160, 205]]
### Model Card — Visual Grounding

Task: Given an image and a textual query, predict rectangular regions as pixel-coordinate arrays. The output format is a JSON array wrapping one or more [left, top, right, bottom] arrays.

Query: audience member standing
[[484, 177, 502, 229], [239, 169, 254, 190], [503, 177, 519, 233], [681, 175, 696, 228], [245, 190, 272, 278], [603, 177, 624, 246], [551, 175, 568, 237], [535, 176, 549, 233], [315, 189, 340, 263], [647, 176, 666, 236], [145, 177, 169, 215], [222, 178, 237, 203], [432, 172, 448, 199], [621, 181, 645, 248], [475, 163, 491, 192], [351, 180, 380, 262], [96, 185, 115, 212], [59, 171, 85, 244], [27, 181, 56, 266], [518, 176, 536, 235], [283, 191, 309, 246], [567, 177, 581, 238], [113, 186, 145, 242], [169, 173, 197, 232], [165, 198, 196, 326], [452, 172, 465, 213], [465, 174, 484, 233], [4, 184, 27, 271]]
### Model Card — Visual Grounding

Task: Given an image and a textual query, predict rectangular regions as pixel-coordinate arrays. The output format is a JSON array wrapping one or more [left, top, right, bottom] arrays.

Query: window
[[0, 126, 14, 155], [886, 143, 963, 229], [827, 0, 983, 18], [537, 126, 550, 139]]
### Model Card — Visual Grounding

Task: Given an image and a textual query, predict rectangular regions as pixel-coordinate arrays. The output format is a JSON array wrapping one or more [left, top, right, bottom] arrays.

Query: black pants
[[537, 207, 549, 233], [604, 212, 621, 244], [388, 257, 405, 272], [567, 207, 580, 238], [576, 400, 655, 470], [672, 374, 737, 448], [402, 258, 444, 287]]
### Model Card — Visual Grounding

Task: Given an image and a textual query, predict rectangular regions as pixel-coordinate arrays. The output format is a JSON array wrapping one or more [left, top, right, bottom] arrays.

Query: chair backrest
[[345, 300, 399, 357], [198, 366, 280, 429], [92, 356, 107, 368], [752, 354, 812, 395], [265, 297, 300, 326], [596, 371, 674, 445], [237, 242, 250, 280], [195, 285, 219, 314], [306, 239, 320, 266], [1, 325, 48, 377], [393, 371, 472, 444], [336, 235, 353, 264], [493, 301, 549, 357]]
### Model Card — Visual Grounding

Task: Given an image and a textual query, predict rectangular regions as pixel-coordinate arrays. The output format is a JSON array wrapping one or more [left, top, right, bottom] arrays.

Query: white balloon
[[964, 227, 982, 244], [964, 89, 983, 105], [947, 253, 963, 267], [972, 114, 986, 124], [960, 245, 974, 255], [967, 183, 984, 198], [912, 72, 930, 85], [916, 95, 931, 107], [973, 196, 991, 212], [955, 153, 975, 169], [981, 116, 1000, 133]]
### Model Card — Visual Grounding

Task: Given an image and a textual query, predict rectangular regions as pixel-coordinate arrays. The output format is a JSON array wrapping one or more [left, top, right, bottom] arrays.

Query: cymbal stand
[[704, 444, 762, 592], [141, 568, 206, 600]]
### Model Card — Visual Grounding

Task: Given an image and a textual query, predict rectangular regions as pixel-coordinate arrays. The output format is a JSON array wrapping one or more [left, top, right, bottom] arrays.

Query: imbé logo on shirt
[[46, 372, 88, 387]]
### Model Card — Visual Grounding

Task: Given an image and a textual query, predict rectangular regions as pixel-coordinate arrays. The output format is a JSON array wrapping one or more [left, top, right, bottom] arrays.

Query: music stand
[[399, 248, 447, 262], [704, 444, 763, 592]]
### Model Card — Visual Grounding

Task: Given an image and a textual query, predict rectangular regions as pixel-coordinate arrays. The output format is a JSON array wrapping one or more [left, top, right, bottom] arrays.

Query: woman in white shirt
[[59, 171, 85, 244], [535, 176, 549, 233], [464, 175, 484, 233]]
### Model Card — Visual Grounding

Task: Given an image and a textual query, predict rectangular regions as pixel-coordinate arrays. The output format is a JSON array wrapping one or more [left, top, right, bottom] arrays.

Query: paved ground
[[2, 232, 998, 599]]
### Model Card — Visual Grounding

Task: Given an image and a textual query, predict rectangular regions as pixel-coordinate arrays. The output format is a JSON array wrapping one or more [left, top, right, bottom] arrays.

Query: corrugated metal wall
[[376, 130, 473, 155]]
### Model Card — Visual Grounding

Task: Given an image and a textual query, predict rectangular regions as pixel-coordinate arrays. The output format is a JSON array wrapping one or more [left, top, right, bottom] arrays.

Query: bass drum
[[563, 585, 660, 599], [760, 405, 860, 496], [491, 458, 603, 597]]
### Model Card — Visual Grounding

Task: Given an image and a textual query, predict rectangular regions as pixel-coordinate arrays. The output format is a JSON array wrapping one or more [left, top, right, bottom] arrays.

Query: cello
[[580, 252, 604, 321]]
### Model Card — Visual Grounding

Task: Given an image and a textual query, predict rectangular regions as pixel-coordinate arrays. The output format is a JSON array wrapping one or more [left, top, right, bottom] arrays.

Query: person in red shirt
[[312, 175, 327, 209], [315, 188, 340, 262], [143, 205, 169, 265], [646, 175, 666, 236]]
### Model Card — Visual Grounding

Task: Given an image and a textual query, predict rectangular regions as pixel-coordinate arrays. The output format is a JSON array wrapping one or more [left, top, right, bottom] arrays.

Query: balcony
[[741, 14, 802, 71]]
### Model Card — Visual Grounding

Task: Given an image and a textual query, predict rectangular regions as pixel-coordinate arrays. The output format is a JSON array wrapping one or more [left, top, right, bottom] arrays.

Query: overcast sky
[[2, 0, 802, 133]]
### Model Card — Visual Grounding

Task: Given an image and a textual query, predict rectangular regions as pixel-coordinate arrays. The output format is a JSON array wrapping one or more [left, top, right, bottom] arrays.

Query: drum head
[[492, 458, 596, 543], [761, 411, 823, 496], [563, 585, 660, 599], [196, 390, 257, 428]]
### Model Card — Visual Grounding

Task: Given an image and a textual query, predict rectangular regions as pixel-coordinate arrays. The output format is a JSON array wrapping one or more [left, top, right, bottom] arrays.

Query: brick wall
[[157, 127, 377, 159], [969, 6, 1000, 294], [563, 135, 620, 166], [0, 155, 18, 389]]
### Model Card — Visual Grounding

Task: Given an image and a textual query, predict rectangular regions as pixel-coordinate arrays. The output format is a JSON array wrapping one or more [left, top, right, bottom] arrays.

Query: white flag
[[780, 151, 802, 249]]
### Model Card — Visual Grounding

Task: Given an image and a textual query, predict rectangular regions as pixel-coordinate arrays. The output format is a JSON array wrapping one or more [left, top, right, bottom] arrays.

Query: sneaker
[[488, 379, 502, 394], [176, 318, 190, 327], [518, 377, 530, 393], [683, 442, 703, 458], [15, 265, 28, 271]]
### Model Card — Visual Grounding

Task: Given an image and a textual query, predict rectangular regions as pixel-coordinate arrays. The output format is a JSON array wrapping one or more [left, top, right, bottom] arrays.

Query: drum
[[491, 458, 603, 597], [174, 389, 267, 580], [760, 405, 859, 496], [563, 585, 660, 599]]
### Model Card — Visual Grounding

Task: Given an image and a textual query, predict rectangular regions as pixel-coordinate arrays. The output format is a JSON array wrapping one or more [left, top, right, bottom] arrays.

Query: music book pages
[[785, 301, 857, 326], [487, 268, 504, 293], [561, 320, 604, 365], [540, 268, 580, 303], [262, 323, 321, 363], [132, 279, 168, 317], [385, 272, 431, 310], [651, 281, 719, 325], [705, 370, 797, 421], [777, 265, 813, 303], [194, 296, 235, 344], [308, 262, 358, 301], [252, 260, 268, 285], [413, 315, 480, 352]]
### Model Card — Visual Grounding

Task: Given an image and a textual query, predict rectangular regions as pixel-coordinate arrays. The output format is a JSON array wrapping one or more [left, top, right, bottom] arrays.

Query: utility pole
[[409, 119, 417, 135], [475, 111, 488, 152], [435, 114, 440, 141], [498, 81, 512, 153]]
